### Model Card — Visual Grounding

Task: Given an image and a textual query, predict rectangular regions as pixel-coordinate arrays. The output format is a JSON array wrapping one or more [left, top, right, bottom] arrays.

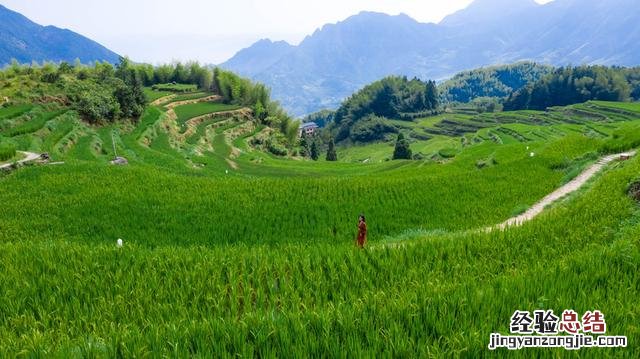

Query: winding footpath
[[379, 150, 636, 249], [0, 151, 40, 170], [496, 151, 636, 230]]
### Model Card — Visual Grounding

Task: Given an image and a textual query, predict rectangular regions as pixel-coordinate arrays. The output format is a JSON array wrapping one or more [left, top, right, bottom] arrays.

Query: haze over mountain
[[222, 0, 640, 116], [0, 4, 119, 65]]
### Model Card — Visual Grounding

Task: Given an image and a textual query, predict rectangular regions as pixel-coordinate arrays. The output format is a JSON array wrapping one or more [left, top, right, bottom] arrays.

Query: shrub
[[438, 148, 458, 159], [350, 115, 397, 142], [267, 138, 288, 156], [392, 133, 412, 160]]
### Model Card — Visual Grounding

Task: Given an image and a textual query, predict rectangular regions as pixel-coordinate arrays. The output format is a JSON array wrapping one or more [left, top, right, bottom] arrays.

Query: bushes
[[349, 115, 397, 142], [151, 83, 198, 93], [67, 81, 120, 123], [438, 148, 458, 159], [266, 137, 288, 156]]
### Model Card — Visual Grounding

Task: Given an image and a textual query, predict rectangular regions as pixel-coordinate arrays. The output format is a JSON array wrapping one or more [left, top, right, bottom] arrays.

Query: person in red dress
[[356, 214, 367, 248]]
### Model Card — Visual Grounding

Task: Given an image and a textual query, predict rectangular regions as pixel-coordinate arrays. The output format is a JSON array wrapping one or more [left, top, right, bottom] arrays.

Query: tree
[[172, 62, 189, 83], [392, 133, 412, 160], [57, 62, 74, 75], [504, 65, 632, 110], [326, 138, 338, 161], [424, 80, 438, 109], [330, 76, 439, 143], [154, 64, 173, 84], [310, 140, 320, 161], [114, 57, 147, 119], [299, 132, 310, 157]]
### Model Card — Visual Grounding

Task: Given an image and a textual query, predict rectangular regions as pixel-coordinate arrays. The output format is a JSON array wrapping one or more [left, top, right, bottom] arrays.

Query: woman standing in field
[[356, 214, 367, 248]]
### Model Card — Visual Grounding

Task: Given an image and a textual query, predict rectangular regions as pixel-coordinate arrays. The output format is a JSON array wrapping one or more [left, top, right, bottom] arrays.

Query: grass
[[0, 156, 638, 357], [0, 140, 16, 161], [0, 100, 639, 356], [143, 87, 172, 102], [2, 109, 66, 137], [0, 104, 33, 121]]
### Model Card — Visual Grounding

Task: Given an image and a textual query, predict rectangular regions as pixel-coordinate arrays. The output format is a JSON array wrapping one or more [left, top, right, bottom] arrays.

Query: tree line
[[504, 65, 640, 111], [438, 62, 553, 104], [0, 58, 147, 122]]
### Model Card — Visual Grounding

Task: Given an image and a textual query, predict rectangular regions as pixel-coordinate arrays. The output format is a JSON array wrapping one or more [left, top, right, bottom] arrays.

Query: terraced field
[[1, 97, 640, 356], [340, 101, 640, 163]]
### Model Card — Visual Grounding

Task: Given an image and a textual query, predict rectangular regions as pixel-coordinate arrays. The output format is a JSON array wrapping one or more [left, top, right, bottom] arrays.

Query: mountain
[[222, 39, 294, 78], [0, 4, 119, 65], [222, 0, 640, 116], [440, 0, 538, 27]]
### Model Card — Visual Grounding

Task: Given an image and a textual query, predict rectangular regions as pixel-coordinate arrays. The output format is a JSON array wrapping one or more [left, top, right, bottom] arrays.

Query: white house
[[299, 122, 319, 137]]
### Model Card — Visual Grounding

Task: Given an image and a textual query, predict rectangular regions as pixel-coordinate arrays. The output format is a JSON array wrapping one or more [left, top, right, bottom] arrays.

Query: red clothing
[[357, 221, 367, 247]]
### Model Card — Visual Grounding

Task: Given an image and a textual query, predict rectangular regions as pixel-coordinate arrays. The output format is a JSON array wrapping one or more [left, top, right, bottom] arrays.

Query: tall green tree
[[114, 57, 146, 119], [172, 62, 189, 83], [326, 138, 338, 161], [392, 133, 412, 160], [299, 132, 310, 157], [310, 140, 320, 161]]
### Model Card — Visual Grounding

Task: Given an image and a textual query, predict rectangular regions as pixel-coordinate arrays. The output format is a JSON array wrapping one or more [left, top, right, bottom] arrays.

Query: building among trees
[[299, 122, 319, 137]]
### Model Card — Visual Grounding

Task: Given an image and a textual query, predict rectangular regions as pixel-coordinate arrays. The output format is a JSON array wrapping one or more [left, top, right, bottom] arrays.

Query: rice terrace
[[1, 0, 640, 357]]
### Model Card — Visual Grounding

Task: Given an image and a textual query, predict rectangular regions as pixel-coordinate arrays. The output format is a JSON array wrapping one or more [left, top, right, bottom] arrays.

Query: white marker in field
[[225, 170, 229, 174], [117, 238, 123, 248], [530, 152, 535, 157]]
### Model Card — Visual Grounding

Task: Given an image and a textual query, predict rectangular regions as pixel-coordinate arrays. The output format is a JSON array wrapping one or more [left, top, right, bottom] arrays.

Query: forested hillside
[[438, 62, 553, 103], [323, 76, 438, 143], [0, 59, 299, 154], [504, 66, 640, 110]]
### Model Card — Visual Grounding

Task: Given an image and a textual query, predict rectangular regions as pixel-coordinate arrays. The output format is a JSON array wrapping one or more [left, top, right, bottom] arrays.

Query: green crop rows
[[0, 99, 639, 356]]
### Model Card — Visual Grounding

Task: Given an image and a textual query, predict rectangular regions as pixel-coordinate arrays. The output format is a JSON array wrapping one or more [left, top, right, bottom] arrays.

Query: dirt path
[[150, 94, 176, 106], [378, 151, 636, 249], [496, 151, 636, 230], [0, 151, 40, 169]]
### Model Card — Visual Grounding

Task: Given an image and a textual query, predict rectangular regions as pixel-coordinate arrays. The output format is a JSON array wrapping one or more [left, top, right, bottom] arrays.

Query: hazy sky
[[1, 0, 554, 64]]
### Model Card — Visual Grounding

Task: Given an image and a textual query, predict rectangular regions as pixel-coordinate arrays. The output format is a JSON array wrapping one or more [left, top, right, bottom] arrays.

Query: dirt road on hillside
[[378, 150, 637, 249], [0, 151, 40, 169], [496, 151, 636, 229]]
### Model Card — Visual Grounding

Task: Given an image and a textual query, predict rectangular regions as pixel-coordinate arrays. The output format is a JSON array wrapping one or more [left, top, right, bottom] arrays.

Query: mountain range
[[221, 0, 640, 116], [0, 4, 119, 65]]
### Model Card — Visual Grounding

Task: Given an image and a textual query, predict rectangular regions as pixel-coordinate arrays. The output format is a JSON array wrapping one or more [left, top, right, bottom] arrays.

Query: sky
[[1, 0, 554, 64]]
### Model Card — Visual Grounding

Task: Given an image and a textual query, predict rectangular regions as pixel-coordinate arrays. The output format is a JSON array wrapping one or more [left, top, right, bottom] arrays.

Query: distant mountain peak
[[220, 37, 294, 78], [253, 38, 291, 46], [0, 4, 119, 64], [441, 0, 539, 26], [222, 0, 640, 116], [342, 11, 418, 24]]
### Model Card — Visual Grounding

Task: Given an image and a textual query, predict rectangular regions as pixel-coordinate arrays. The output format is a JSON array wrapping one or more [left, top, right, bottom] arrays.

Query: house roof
[[300, 122, 319, 129]]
